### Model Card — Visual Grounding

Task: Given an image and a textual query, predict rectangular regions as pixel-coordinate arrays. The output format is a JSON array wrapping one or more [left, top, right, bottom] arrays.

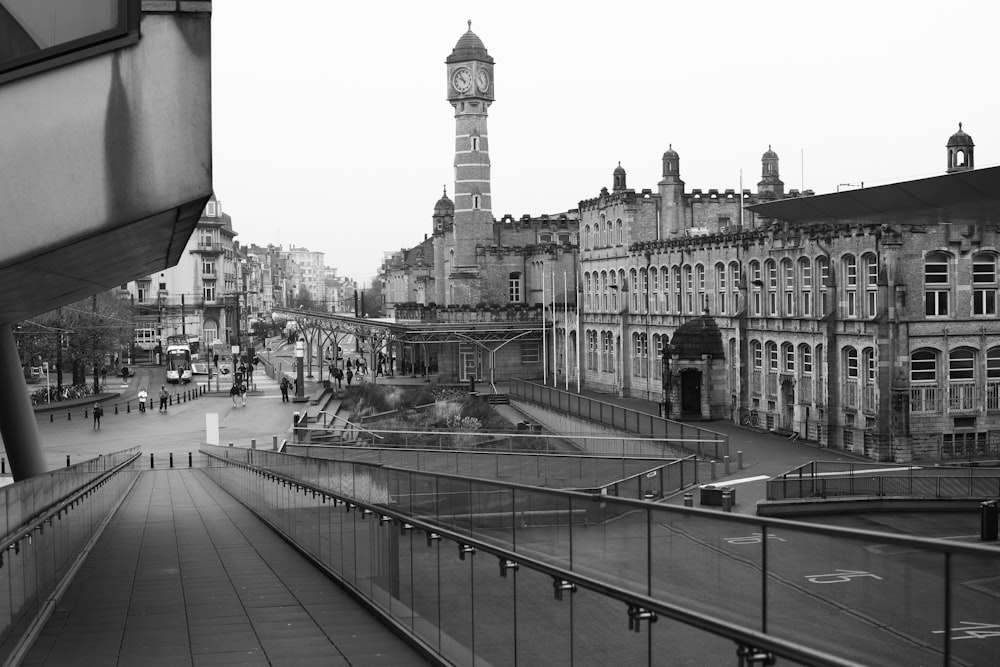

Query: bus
[[165, 335, 193, 383]]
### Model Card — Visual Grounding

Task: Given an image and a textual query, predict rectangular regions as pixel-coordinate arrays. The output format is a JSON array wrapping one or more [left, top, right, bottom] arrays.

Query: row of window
[[581, 251, 1000, 320], [582, 217, 625, 249], [910, 347, 1000, 384]]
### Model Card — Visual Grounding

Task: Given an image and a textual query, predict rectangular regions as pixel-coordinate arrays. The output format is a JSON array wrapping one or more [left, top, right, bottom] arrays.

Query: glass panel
[[572, 496, 647, 595], [471, 548, 515, 665], [516, 565, 571, 665], [410, 528, 441, 653], [948, 550, 1000, 667]]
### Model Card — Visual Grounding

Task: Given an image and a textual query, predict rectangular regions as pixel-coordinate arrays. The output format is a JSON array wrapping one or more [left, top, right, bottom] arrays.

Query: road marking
[[725, 532, 786, 545], [805, 569, 882, 584], [932, 622, 1000, 641]]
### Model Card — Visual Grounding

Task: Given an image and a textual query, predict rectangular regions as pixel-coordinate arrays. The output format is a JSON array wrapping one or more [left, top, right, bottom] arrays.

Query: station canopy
[[746, 165, 1000, 226]]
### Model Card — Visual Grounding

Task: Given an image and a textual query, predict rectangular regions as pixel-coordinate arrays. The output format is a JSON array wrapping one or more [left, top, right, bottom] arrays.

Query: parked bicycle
[[740, 409, 759, 428]]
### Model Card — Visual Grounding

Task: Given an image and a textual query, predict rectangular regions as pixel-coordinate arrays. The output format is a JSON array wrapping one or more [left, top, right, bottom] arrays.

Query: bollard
[[683, 492, 693, 507], [273, 435, 278, 451], [189, 452, 193, 467], [738, 450, 744, 470], [251, 439, 256, 450], [721, 488, 734, 512], [710, 460, 717, 480], [66, 455, 70, 467], [150, 453, 155, 468], [127, 402, 131, 413], [981, 501, 999, 541], [50, 414, 53, 422], [169, 452, 174, 468], [724, 455, 730, 475], [1, 458, 4, 474], [68, 410, 71, 420], [84, 408, 88, 419], [114, 404, 119, 415]]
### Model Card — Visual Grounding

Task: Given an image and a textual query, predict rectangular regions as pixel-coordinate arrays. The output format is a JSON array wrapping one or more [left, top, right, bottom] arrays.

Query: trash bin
[[981, 500, 998, 541]]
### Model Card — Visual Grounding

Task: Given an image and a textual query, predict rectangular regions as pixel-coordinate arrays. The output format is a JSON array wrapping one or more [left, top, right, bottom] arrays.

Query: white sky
[[211, 0, 1000, 284]]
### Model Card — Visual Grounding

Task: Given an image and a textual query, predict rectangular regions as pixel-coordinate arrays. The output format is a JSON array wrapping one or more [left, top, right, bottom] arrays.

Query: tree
[[17, 291, 134, 393]]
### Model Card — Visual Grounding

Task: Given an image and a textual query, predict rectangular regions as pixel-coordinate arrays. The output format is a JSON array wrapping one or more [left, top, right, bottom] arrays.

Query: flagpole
[[541, 275, 547, 385], [563, 271, 569, 392], [576, 265, 581, 393], [551, 270, 557, 386]]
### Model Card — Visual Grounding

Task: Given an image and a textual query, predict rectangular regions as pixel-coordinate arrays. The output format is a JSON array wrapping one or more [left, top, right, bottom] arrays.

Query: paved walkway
[[22, 469, 428, 666]]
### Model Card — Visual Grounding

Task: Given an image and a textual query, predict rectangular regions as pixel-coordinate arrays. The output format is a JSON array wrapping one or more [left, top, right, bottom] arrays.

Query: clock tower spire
[[443, 21, 494, 304]]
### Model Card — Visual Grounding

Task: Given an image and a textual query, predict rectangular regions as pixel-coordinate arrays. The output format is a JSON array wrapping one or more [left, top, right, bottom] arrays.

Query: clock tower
[[443, 21, 494, 304]]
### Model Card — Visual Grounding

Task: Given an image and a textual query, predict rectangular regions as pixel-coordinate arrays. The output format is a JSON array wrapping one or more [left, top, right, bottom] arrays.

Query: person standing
[[137, 387, 148, 412], [93, 402, 104, 429], [279, 377, 290, 402], [346, 368, 353, 386], [159, 385, 169, 411], [240, 381, 247, 407]]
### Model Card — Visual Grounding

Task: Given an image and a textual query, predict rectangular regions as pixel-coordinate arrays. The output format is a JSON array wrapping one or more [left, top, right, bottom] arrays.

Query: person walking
[[279, 376, 290, 402], [92, 402, 104, 429], [346, 368, 353, 386], [159, 385, 169, 411], [230, 382, 240, 407], [240, 381, 247, 407], [334, 368, 343, 389], [137, 387, 148, 412]]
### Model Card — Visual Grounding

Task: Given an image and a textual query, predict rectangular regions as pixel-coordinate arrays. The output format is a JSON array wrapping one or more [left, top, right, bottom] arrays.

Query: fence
[[510, 378, 728, 459]]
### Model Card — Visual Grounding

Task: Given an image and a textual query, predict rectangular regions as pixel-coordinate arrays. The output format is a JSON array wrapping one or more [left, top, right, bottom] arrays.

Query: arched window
[[842, 254, 857, 318], [696, 264, 706, 311], [781, 259, 794, 316], [749, 260, 762, 315], [617, 219, 624, 245], [987, 347, 1000, 410], [765, 260, 777, 315], [508, 272, 521, 303], [605, 219, 613, 247], [584, 272, 592, 310], [672, 265, 682, 312], [683, 265, 693, 313], [766, 341, 778, 371], [816, 256, 829, 291], [973, 251, 998, 315], [583, 225, 591, 250], [862, 347, 876, 383], [630, 268, 639, 312], [910, 349, 938, 383], [949, 347, 976, 410], [863, 253, 878, 317], [716, 262, 727, 314], [650, 267, 659, 314], [799, 344, 812, 375], [751, 340, 762, 369], [640, 267, 649, 313], [924, 251, 951, 317], [844, 346, 858, 379], [782, 342, 794, 372], [729, 261, 741, 313], [798, 257, 813, 316], [601, 271, 608, 311]]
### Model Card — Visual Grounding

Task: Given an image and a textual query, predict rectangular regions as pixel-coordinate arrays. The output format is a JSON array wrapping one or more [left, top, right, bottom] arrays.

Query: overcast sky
[[211, 1, 999, 284]]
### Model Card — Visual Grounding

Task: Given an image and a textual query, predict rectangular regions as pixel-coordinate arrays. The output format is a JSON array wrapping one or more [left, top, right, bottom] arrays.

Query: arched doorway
[[680, 369, 702, 417]]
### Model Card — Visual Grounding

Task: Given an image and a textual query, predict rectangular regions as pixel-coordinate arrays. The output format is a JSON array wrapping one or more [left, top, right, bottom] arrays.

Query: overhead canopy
[[746, 165, 1000, 226]]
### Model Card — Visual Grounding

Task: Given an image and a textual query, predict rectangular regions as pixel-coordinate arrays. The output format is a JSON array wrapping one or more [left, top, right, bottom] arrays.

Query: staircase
[[486, 393, 510, 405]]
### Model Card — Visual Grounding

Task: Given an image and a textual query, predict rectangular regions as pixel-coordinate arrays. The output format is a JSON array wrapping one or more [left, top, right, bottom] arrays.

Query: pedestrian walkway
[[21, 469, 429, 666]]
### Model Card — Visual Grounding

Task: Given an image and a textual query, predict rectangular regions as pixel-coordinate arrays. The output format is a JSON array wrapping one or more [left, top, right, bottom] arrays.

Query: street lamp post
[[293, 339, 307, 402]]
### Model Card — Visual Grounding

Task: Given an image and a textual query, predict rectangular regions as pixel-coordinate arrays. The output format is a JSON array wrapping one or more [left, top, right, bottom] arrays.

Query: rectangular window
[[802, 348, 813, 375], [203, 282, 216, 302], [784, 347, 794, 372], [137, 281, 150, 303], [520, 340, 539, 363], [0, 1, 139, 85], [202, 260, 215, 274], [509, 276, 521, 302], [925, 291, 949, 316]]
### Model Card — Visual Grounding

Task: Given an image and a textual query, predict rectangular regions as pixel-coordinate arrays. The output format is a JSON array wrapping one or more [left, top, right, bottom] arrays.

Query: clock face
[[476, 68, 490, 92], [452, 67, 472, 93]]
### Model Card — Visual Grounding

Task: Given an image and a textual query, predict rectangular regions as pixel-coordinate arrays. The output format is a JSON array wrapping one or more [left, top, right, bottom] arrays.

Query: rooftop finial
[[468, 19, 472, 31], [959, 122, 963, 131], [443, 185, 447, 196]]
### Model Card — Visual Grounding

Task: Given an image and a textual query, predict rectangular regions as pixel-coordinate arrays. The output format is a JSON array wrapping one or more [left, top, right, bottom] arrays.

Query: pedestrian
[[137, 387, 148, 412], [159, 385, 169, 411], [280, 376, 290, 402], [230, 382, 240, 407], [93, 402, 104, 429], [346, 359, 352, 371], [101, 367, 107, 385], [213, 353, 219, 368], [346, 368, 353, 386], [240, 381, 247, 407], [334, 368, 343, 388]]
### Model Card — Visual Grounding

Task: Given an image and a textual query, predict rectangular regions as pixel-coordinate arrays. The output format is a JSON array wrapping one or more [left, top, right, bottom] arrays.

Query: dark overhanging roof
[[746, 165, 1000, 226]]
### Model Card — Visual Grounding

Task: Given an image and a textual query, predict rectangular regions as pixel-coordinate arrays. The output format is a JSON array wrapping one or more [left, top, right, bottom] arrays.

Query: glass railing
[[0, 446, 140, 661], [202, 445, 1000, 666]]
